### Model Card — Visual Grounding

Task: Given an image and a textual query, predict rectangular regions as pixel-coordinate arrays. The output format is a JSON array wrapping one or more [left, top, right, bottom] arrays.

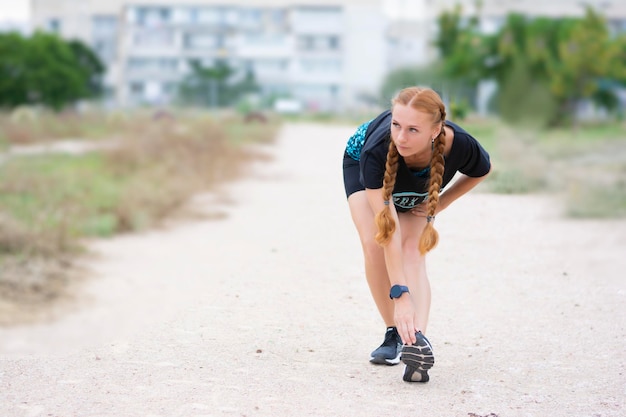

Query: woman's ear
[[432, 123, 443, 139]]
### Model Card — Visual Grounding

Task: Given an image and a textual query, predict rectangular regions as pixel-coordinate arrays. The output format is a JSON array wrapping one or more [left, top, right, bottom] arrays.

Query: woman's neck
[[403, 152, 431, 169]]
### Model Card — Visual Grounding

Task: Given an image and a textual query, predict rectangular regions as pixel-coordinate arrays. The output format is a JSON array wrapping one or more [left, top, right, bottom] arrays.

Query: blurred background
[[1, 0, 625, 117], [0, 0, 625, 323]]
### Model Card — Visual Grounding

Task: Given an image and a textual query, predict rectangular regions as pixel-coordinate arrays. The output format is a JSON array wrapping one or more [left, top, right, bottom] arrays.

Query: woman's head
[[374, 86, 447, 254], [391, 87, 446, 149]]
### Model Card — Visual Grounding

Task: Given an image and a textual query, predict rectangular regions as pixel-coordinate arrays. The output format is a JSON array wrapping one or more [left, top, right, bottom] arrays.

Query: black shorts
[[343, 152, 365, 198]]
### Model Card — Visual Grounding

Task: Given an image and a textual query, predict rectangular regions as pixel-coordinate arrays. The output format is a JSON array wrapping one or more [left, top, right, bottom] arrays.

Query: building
[[29, 0, 626, 111], [30, 0, 387, 112]]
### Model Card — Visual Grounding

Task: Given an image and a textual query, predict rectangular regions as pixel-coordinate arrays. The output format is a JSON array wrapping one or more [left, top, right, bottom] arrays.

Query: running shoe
[[400, 331, 434, 382], [370, 326, 402, 365]]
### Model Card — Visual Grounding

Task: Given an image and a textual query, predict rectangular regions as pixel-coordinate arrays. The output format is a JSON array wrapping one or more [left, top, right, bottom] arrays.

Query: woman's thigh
[[347, 190, 377, 244], [397, 211, 428, 247]]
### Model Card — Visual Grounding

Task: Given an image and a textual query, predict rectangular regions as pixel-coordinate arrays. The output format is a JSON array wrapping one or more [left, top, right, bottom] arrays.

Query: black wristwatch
[[389, 284, 410, 299]]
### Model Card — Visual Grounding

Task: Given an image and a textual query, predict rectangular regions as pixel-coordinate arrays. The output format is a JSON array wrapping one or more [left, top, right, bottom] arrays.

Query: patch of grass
[[0, 107, 146, 145], [459, 116, 626, 219], [0, 110, 280, 322], [565, 179, 626, 218], [0, 153, 125, 242]]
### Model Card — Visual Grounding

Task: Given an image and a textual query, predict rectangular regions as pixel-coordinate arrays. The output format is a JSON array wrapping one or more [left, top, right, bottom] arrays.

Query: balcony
[[236, 32, 291, 58], [125, 57, 180, 80], [291, 6, 344, 34]]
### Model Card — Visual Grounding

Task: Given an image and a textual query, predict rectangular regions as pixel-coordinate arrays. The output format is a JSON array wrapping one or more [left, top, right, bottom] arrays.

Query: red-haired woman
[[342, 86, 492, 382]]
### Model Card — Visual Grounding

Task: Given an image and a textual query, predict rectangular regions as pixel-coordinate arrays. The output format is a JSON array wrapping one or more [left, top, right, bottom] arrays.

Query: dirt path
[[0, 123, 624, 417]]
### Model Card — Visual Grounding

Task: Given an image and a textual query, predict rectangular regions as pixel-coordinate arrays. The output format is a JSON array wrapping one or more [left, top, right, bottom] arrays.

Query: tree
[[0, 32, 29, 107], [67, 39, 105, 98], [433, 5, 626, 126], [0, 31, 105, 110], [177, 60, 258, 108], [547, 8, 618, 121], [429, 2, 490, 114]]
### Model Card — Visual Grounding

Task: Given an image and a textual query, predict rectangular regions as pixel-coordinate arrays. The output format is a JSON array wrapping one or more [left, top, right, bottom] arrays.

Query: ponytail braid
[[375, 138, 399, 246], [419, 111, 447, 254]]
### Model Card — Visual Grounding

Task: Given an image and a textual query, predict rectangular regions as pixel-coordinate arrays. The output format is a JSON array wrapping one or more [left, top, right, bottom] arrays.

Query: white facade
[[28, 0, 626, 110], [30, 0, 387, 111]]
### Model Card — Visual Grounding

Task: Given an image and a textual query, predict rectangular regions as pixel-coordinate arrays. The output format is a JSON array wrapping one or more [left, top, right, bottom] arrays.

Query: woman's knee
[[361, 237, 383, 262], [402, 238, 419, 253], [402, 239, 426, 263]]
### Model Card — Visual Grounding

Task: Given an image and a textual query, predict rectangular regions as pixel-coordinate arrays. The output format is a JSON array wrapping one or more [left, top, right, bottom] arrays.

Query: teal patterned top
[[345, 119, 372, 161]]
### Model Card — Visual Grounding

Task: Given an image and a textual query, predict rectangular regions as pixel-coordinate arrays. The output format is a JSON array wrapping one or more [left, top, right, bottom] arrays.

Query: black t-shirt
[[359, 110, 491, 212]]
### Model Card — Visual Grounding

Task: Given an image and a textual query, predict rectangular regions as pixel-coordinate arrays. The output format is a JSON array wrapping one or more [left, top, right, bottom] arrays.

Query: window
[[295, 6, 341, 20], [133, 28, 175, 47], [299, 58, 341, 73], [297, 36, 315, 51], [292, 6, 342, 29], [127, 58, 178, 73], [184, 33, 219, 49], [197, 7, 219, 24], [130, 82, 144, 94], [297, 35, 341, 51], [135, 7, 171, 27], [254, 59, 288, 72], [92, 16, 117, 37], [92, 16, 118, 61], [93, 40, 116, 61], [47, 18, 61, 33], [240, 8, 262, 27], [269, 9, 287, 26], [328, 36, 340, 50], [243, 32, 287, 47]]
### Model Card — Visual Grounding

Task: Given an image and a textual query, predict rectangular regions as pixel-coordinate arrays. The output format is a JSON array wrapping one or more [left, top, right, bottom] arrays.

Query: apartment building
[[29, 0, 626, 110], [30, 0, 387, 111]]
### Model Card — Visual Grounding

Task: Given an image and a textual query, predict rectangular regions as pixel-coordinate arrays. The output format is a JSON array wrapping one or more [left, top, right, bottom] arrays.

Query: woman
[[342, 86, 491, 383]]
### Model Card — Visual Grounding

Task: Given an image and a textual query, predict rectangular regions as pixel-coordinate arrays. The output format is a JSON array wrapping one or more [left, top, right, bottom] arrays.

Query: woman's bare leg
[[347, 191, 394, 327]]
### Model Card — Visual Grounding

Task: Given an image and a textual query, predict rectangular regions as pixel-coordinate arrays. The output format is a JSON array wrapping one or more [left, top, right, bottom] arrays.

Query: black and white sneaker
[[369, 327, 402, 365], [401, 331, 434, 383]]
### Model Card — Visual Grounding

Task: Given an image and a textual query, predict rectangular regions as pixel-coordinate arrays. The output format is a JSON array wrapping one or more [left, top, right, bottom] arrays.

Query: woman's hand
[[409, 203, 428, 218], [410, 198, 447, 219], [393, 295, 418, 345]]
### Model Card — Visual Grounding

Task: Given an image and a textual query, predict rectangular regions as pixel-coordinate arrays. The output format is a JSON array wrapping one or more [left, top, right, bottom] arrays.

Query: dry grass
[[0, 106, 136, 147], [464, 117, 626, 218], [0, 109, 279, 324]]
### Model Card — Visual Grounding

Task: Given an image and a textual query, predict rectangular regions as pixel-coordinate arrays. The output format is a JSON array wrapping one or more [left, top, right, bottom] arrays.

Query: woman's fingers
[[410, 208, 426, 217], [394, 299, 418, 345], [397, 321, 417, 345]]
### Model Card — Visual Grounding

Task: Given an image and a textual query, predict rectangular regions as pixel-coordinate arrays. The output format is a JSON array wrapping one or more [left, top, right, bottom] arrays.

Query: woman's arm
[[411, 166, 492, 217], [365, 188, 406, 284], [437, 167, 491, 213], [365, 188, 419, 345]]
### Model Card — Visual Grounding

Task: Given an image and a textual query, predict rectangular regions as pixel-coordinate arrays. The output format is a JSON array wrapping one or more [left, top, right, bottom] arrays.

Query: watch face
[[390, 285, 408, 298]]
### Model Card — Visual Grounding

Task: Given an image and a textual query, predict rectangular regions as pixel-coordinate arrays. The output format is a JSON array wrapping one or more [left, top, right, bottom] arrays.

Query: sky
[[0, 0, 30, 23]]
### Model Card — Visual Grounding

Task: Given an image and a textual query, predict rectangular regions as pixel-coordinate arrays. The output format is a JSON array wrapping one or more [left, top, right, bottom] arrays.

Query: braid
[[419, 109, 447, 254], [375, 138, 399, 246]]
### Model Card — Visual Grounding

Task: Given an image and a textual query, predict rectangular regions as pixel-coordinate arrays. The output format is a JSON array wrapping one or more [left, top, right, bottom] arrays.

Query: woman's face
[[390, 104, 440, 159]]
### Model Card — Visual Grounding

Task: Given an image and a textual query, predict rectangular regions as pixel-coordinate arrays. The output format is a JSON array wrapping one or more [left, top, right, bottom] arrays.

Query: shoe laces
[[381, 328, 400, 347]]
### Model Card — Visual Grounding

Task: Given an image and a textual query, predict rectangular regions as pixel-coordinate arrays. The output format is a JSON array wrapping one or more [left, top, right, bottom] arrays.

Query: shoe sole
[[400, 333, 434, 371], [369, 352, 401, 365], [403, 365, 430, 383]]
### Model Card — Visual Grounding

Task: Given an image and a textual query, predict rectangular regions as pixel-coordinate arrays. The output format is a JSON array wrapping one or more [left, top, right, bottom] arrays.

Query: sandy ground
[[0, 123, 625, 417]]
